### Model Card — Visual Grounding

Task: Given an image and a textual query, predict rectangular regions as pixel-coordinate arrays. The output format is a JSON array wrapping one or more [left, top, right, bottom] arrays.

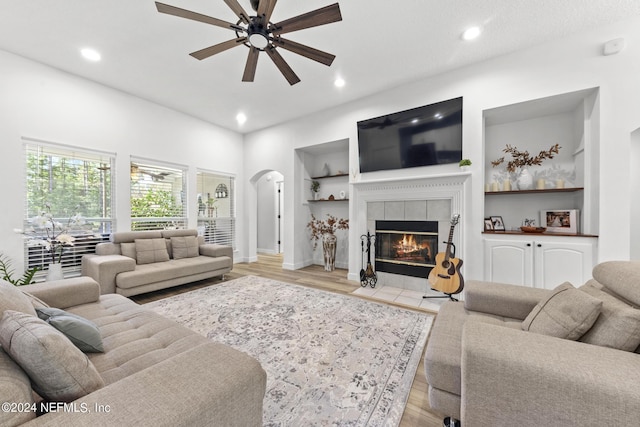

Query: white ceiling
[[1, 1, 639, 133]]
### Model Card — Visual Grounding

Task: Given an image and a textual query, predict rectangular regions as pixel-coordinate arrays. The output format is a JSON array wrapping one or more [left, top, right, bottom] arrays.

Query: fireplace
[[375, 220, 438, 278]]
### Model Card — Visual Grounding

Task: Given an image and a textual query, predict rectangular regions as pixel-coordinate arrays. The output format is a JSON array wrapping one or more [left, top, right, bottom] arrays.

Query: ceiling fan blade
[[242, 47, 260, 82], [155, 2, 243, 32], [271, 3, 342, 35], [265, 46, 300, 85], [223, 0, 250, 24], [190, 38, 247, 60], [271, 38, 335, 66], [257, 0, 278, 24]]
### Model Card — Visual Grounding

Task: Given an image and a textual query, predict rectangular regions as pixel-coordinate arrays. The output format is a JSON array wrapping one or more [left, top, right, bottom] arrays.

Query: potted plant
[[459, 159, 472, 171], [14, 204, 88, 281], [306, 214, 348, 271], [0, 253, 40, 286], [310, 180, 320, 200]]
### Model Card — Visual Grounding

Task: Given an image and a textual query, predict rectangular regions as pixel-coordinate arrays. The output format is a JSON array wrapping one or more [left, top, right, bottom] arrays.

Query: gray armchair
[[424, 260, 640, 427]]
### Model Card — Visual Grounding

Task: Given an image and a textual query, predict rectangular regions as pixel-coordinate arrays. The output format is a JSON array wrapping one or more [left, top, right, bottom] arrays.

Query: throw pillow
[[36, 307, 104, 353], [0, 280, 37, 318], [579, 280, 640, 351], [522, 282, 603, 340], [135, 238, 170, 265], [0, 310, 104, 402], [120, 242, 137, 261], [171, 236, 200, 259]]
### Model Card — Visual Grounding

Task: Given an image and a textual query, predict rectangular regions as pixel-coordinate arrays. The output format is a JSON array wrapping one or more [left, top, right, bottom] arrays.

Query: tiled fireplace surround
[[350, 173, 470, 295]]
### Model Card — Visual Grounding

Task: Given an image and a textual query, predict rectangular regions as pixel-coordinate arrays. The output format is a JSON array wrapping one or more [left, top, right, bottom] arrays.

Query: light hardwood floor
[[131, 254, 446, 427]]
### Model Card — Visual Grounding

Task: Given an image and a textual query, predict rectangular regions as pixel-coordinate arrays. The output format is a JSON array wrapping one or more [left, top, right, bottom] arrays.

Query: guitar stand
[[423, 241, 460, 302], [423, 293, 459, 302]]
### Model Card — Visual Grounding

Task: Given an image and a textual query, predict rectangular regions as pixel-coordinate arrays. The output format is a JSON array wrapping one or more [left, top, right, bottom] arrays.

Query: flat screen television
[[357, 97, 463, 173]]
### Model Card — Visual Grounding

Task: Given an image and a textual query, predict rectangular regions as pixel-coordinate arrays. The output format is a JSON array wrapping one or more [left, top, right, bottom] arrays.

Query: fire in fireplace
[[375, 220, 439, 278]]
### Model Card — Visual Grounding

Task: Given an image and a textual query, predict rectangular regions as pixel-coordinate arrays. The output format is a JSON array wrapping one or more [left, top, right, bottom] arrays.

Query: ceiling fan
[[131, 164, 171, 181], [155, 0, 342, 85]]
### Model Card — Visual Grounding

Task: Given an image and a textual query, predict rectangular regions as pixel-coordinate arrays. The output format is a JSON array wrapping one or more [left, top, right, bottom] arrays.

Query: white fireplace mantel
[[347, 171, 471, 285]]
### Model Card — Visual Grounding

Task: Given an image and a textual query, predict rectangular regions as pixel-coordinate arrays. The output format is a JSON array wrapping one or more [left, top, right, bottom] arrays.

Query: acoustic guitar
[[428, 214, 464, 295]]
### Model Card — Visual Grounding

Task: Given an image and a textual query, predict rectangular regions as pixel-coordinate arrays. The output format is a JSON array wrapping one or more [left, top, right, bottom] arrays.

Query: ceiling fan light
[[249, 33, 269, 49]]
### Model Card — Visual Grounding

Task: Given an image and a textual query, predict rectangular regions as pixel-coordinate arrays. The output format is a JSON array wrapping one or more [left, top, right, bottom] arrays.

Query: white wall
[[243, 16, 640, 281], [0, 50, 245, 267], [631, 128, 640, 260]]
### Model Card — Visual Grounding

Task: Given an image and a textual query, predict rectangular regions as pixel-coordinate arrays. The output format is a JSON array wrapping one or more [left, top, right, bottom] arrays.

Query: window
[[24, 139, 115, 277], [197, 170, 236, 249], [130, 158, 187, 231]]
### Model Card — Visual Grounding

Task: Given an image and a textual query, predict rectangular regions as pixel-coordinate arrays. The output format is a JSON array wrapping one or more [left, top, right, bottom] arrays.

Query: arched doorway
[[249, 169, 285, 264]]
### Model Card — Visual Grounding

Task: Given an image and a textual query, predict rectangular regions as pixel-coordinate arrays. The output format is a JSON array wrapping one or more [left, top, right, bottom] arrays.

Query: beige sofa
[[0, 276, 266, 427], [82, 229, 232, 296], [425, 260, 640, 427]]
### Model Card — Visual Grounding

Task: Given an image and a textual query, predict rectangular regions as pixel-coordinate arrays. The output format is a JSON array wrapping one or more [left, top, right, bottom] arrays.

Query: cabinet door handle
[[526, 243, 532, 247], [537, 244, 542, 247]]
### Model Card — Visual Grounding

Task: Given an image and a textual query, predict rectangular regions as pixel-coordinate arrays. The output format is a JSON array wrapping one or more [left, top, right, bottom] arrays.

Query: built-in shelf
[[310, 173, 349, 180], [483, 230, 598, 238], [485, 187, 584, 195], [308, 199, 349, 203]]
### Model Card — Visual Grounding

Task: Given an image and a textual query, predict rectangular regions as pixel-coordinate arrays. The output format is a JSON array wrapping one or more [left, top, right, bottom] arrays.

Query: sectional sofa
[[82, 229, 232, 296], [0, 276, 266, 426]]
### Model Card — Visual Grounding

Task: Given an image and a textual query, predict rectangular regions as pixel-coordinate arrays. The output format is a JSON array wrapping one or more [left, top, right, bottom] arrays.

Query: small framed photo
[[490, 216, 505, 231], [484, 218, 494, 231], [541, 209, 579, 234]]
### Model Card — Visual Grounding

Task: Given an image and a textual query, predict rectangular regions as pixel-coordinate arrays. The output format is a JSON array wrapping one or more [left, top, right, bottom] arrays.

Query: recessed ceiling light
[[334, 77, 345, 88], [236, 113, 247, 125], [80, 48, 101, 62], [461, 26, 481, 41]]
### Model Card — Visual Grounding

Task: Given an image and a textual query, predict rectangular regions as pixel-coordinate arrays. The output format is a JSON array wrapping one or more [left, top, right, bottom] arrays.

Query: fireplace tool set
[[360, 231, 377, 287]]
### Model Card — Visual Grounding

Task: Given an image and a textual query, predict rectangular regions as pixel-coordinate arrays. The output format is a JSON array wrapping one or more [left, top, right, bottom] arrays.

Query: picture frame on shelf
[[541, 209, 579, 234], [490, 216, 505, 231], [484, 218, 494, 231]]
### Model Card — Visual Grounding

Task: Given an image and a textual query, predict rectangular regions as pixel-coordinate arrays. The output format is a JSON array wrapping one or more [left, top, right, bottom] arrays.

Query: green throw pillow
[[36, 307, 104, 353]]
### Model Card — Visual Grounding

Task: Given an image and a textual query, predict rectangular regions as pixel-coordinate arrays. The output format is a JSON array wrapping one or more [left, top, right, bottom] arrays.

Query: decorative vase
[[322, 234, 337, 272], [320, 163, 330, 177], [46, 263, 64, 281], [516, 168, 533, 190]]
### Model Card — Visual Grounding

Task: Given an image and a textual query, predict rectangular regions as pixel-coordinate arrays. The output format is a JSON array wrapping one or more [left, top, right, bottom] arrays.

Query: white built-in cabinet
[[482, 88, 600, 288], [484, 235, 597, 289]]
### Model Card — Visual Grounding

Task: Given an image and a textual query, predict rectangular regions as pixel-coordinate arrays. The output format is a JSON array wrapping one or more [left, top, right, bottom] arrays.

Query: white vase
[[516, 169, 533, 190], [46, 263, 64, 281]]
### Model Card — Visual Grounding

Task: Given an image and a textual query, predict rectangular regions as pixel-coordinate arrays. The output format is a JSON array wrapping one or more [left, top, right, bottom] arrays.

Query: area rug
[[145, 275, 433, 426]]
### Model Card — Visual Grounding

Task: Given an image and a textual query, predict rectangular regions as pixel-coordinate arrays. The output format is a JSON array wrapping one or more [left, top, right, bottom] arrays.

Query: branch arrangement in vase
[[306, 214, 348, 249], [491, 143, 561, 173]]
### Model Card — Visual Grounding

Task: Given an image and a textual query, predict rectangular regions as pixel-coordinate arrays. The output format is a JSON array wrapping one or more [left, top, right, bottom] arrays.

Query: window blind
[[130, 158, 187, 231], [196, 171, 236, 249], [23, 139, 115, 279]]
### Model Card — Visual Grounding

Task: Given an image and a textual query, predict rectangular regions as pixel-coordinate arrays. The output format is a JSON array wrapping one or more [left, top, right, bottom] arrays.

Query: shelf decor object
[[491, 143, 561, 190], [490, 216, 505, 231], [541, 209, 579, 234]]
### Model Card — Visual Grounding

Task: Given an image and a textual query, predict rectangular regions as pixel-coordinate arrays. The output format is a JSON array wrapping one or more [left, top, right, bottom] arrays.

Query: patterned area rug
[[145, 275, 433, 426]]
